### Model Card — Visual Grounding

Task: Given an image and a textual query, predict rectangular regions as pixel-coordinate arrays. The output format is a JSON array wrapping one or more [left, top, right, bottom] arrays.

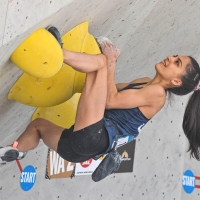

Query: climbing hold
[[32, 93, 81, 128], [8, 22, 101, 107], [10, 28, 63, 78]]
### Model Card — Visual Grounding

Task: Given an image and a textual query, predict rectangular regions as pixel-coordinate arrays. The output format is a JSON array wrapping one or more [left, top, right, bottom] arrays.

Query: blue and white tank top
[[103, 82, 150, 150]]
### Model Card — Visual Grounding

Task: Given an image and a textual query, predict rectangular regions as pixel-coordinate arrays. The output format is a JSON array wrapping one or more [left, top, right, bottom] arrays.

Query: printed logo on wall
[[80, 158, 93, 168], [182, 170, 200, 194], [20, 165, 36, 191], [75, 157, 103, 176], [46, 149, 75, 179], [115, 140, 135, 173]]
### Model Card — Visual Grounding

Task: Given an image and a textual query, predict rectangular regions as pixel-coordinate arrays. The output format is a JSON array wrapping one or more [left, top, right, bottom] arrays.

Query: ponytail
[[168, 56, 200, 160], [182, 89, 200, 160]]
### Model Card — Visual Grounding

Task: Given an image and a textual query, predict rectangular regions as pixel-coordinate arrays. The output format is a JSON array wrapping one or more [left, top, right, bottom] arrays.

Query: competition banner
[[115, 140, 136, 173], [46, 149, 75, 179], [46, 140, 136, 178], [75, 157, 103, 176], [74, 140, 136, 175]]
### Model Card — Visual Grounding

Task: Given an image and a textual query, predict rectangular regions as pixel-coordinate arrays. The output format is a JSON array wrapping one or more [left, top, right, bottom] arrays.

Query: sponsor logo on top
[[138, 123, 145, 132]]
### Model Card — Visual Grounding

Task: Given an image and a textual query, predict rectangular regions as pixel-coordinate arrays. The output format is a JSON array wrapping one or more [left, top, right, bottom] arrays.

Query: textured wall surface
[[0, 0, 200, 199]]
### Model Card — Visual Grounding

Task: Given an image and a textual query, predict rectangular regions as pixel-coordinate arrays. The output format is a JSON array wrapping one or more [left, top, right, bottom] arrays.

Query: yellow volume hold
[[10, 28, 63, 78], [32, 93, 81, 128], [8, 22, 101, 107]]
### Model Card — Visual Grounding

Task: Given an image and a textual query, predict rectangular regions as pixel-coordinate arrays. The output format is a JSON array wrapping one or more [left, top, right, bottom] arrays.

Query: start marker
[[20, 165, 36, 191]]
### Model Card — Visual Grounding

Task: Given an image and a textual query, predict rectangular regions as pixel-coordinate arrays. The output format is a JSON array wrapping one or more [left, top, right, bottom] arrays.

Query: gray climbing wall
[[0, 0, 200, 199]]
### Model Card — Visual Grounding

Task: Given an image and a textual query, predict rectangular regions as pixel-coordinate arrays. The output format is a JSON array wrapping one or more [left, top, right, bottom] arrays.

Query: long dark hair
[[169, 56, 200, 160]]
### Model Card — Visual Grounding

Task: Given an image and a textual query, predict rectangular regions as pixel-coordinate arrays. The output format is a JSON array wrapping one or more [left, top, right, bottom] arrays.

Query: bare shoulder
[[138, 84, 166, 115], [143, 84, 166, 98]]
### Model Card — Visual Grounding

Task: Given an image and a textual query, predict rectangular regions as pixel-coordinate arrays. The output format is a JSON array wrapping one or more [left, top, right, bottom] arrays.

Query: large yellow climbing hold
[[8, 22, 101, 107], [10, 28, 63, 78], [8, 65, 75, 107], [32, 93, 81, 128]]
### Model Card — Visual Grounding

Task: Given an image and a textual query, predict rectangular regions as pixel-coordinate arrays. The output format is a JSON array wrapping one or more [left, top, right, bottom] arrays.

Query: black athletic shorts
[[57, 119, 109, 163]]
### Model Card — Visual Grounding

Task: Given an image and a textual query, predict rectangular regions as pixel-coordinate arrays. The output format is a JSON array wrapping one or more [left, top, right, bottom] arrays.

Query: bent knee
[[32, 118, 49, 126], [31, 118, 54, 132], [97, 54, 107, 70]]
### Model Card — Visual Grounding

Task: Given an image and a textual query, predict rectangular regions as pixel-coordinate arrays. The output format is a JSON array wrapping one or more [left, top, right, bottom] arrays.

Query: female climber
[[1, 26, 200, 171]]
